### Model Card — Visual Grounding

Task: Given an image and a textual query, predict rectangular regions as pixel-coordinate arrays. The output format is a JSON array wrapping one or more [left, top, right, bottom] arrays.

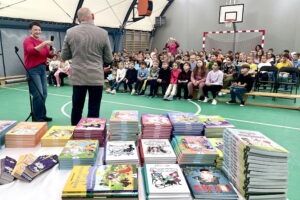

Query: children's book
[[59, 140, 99, 159]]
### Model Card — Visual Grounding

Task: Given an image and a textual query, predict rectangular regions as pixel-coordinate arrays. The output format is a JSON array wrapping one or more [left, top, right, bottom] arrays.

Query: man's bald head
[[77, 8, 94, 23]]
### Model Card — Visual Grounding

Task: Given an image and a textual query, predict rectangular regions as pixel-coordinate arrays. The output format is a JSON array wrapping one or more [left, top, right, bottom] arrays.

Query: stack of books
[[197, 115, 235, 137], [73, 118, 107, 147], [41, 126, 75, 147], [62, 165, 138, 199], [5, 122, 47, 148], [109, 110, 139, 141], [208, 138, 224, 168], [182, 166, 238, 200], [141, 114, 173, 139], [58, 140, 99, 169], [223, 128, 289, 200], [17, 155, 58, 182], [11, 154, 36, 181], [171, 136, 219, 165], [104, 141, 139, 165], [142, 164, 192, 200], [139, 139, 176, 165], [0, 156, 17, 184], [0, 120, 17, 148], [167, 112, 204, 136]]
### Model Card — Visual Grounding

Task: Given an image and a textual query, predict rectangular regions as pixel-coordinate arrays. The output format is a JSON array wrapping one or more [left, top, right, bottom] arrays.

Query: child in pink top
[[163, 62, 181, 101], [165, 37, 180, 55], [188, 60, 208, 100]]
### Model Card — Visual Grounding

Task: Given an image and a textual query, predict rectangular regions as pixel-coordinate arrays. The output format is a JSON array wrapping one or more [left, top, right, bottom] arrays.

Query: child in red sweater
[[163, 62, 181, 101]]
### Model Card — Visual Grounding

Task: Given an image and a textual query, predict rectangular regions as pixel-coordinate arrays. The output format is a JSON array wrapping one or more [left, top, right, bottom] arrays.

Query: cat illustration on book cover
[[151, 168, 182, 189], [108, 144, 135, 157], [147, 145, 168, 154]]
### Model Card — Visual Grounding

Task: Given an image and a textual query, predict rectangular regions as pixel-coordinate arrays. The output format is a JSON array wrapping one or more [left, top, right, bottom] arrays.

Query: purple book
[[2, 156, 17, 176]]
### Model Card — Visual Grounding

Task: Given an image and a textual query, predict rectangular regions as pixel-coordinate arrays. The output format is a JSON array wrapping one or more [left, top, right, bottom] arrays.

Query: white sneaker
[[218, 92, 223, 96], [211, 99, 217, 105], [106, 89, 111, 93], [111, 89, 116, 94], [202, 97, 208, 103], [131, 89, 135, 95], [222, 92, 227, 95]]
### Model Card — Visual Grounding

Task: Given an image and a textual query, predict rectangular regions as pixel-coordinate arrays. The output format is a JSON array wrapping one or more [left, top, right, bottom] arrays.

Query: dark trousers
[[148, 79, 158, 96], [48, 69, 57, 85], [59, 72, 68, 86], [125, 80, 136, 91], [158, 80, 169, 96], [230, 86, 247, 102], [28, 64, 47, 121], [135, 79, 146, 93], [176, 82, 189, 98], [203, 85, 223, 99], [71, 86, 103, 125]]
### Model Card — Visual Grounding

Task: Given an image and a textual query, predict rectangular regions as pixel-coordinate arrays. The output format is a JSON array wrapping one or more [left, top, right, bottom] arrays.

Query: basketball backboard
[[219, 4, 244, 24]]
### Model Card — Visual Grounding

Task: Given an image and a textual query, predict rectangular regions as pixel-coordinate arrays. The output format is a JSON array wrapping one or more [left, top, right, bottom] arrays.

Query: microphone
[[15, 46, 19, 53], [50, 35, 54, 51]]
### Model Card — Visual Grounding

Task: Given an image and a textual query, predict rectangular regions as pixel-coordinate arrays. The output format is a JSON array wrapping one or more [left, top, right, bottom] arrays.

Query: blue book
[[183, 166, 238, 199]]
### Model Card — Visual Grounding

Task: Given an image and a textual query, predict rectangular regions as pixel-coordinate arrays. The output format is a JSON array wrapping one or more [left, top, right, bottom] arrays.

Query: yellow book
[[208, 138, 224, 158], [12, 154, 36, 179], [42, 126, 75, 140], [62, 166, 90, 195]]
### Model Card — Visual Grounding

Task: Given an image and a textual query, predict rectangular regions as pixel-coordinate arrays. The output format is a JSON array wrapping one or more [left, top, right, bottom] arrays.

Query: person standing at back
[[61, 8, 113, 125]]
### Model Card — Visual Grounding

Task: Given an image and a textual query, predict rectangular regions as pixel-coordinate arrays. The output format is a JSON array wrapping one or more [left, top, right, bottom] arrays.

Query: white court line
[[61, 101, 71, 118], [188, 100, 202, 115], [2, 86, 300, 131]]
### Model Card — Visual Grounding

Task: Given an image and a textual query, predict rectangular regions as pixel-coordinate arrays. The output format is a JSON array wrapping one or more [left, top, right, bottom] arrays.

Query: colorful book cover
[[142, 114, 171, 127], [26, 155, 58, 175], [168, 112, 201, 125], [12, 154, 36, 178], [141, 139, 176, 158], [183, 166, 237, 198], [0, 120, 17, 133], [59, 140, 99, 159], [2, 156, 17, 176], [110, 110, 139, 122], [208, 138, 224, 158], [196, 115, 234, 128], [105, 141, 138, 161], [6, 122, 46, 136], [42, 126, 75, 140], [144, 164, 190, 195], [62, 166, 90, 195], [89, 165, 138, 193], [174, 136, 218, 155], [75, 118, 106, 131]]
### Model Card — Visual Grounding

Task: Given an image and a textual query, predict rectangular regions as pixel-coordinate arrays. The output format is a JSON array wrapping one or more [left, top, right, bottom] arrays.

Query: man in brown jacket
[[62, 8, 113, 125]]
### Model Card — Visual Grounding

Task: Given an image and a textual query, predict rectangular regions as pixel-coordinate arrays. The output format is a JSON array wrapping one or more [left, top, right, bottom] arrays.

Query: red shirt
[[165, 42, 180, 55], [23, 36, 52, 69], [170, 69, 182, 84]]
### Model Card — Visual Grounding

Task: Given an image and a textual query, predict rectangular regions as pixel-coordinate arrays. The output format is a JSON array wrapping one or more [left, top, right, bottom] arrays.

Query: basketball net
[[225, 19, 234, 28]]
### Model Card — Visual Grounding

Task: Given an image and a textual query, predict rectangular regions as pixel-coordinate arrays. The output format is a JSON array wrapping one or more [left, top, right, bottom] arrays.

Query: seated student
[[188, 60, 208, 100], [157, 62, 171, 96], [276, 53, 293, 90], [124, 61, 137, 93], [222, 56, 238, 91], [48, 55, 60, 86], [54, 60, 71, 87], [246, 56, 258, 76], [108, 62, 127, 94], [202, 61, 224, 105], [106, 63, 118, 92], [132, 61, 149, 95], [176, 62, 191, 99], [147, 60, 160, 98], [257, 55, 272, 82], [206, 52, 218, 71], [190, 54, 197, 71], [292, 53, 300, 69], [163, 62, 182, 101], [227, 65, 253, 107]]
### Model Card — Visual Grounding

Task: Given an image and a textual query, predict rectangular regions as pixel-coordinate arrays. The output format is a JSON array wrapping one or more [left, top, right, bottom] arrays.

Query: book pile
[[171, 136, 219, 165], [11, 154, 36, 181], [167, 112, 204, 136], [141, 114, 172, 139], [0, 120, 17, 148], [208, 138, 224, 168], [0, 156, 17, 184], [16, 155, 58, 182], [58, 140, 99, 169], [139, 139, 176, 165], [182, 166, 238, 200], [41, 126, 75, 147], [104, 141, 139, 165], [5, 122, 47, 148], [73, 118, 107, 147], [223, 128, 289, 200], [109, 110, 139, 141], [197, 115, 235, 137], [142, 164, 192, 200], [62, 165, 138, 199]]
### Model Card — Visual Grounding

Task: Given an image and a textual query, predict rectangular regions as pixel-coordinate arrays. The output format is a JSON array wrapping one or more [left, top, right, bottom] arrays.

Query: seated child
[[188, 60, 208, 100], [54, 60, 71, 87], [157, 62, 171, 96], [176, 62, 191, 99], [147, 60, 160, 98], [124, 61, 137, 93], [163, 62, 181, 101], [226, 65, 253, 106], [106, 64, 118, 92], [276, 53, 293, 90], [203, 61, 224, 105], [108, 62, 127, 94], [48, 55, 60, 86], [132, 61, 149, 95]]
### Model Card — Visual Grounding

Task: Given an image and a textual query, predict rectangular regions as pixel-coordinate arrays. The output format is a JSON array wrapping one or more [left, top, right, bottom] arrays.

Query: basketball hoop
[[225, 19, 234, 28]]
